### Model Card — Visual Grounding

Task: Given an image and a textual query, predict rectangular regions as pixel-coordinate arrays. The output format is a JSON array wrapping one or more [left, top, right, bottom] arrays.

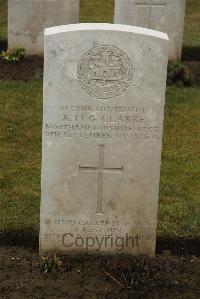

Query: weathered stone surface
[[8, 0, 80, 56], [114, 0, 186, 60], [40, 23, 168, 255]]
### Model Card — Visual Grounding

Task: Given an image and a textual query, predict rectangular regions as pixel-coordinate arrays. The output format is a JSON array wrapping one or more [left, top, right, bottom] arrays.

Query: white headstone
[[114, 0, 186, 61], [8, 0, 80, 56], [40, 23, 168, 255]]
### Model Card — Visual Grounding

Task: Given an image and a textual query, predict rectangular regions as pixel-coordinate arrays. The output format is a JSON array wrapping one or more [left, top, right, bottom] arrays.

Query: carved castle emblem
[[77, 45, 133, 99]]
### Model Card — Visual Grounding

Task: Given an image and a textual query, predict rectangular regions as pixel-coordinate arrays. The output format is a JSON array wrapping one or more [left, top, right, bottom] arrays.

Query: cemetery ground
[[0, 84, 200, 298], [0, 0, 200, 298]]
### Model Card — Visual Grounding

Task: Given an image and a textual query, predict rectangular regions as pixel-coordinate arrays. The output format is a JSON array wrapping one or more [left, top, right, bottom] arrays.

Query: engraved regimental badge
[[77, 45, 133, 99]]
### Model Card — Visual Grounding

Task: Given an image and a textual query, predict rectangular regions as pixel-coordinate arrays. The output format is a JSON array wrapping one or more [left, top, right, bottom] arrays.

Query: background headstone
[[40, 23, 168, 255], [114, 0, 186, 60], [8, 0, 80, 56]]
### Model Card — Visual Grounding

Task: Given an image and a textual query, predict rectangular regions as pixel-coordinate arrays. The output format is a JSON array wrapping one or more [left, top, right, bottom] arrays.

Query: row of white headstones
[[8, 0, 186, 60]]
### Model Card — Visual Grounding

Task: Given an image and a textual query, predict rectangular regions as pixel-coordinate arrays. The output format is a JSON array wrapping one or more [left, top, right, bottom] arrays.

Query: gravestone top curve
[[45, 23, 168, 40]]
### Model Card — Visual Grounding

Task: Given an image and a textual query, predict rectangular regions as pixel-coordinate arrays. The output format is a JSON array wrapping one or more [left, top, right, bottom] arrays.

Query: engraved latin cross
[[136, 0, 167, 28], [79, 145, 123, 215]]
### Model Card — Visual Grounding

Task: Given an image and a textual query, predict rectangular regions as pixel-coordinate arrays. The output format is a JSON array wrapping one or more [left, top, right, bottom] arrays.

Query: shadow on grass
[[156, 236, 200, 257], [182, 46, 200, 61], [0, 39, 7, 51], [0, 229, 199, 256], [0, 229, 38, 250]]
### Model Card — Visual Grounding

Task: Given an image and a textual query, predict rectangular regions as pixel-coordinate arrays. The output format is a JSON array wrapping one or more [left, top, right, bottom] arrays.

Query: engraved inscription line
[[136, 1, 167, 27], [79, 145, 123, 215]]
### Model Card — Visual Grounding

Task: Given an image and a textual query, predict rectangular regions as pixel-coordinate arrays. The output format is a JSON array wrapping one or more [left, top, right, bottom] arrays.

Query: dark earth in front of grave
[[0, 246, 200, 299], [0, 56, 43, 80], [0, 55, 200, 86]]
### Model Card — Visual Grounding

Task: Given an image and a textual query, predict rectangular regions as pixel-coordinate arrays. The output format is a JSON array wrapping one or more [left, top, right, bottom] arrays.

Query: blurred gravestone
[[114, 0, 186, 60], [8, 0, 80, 55], [40, 23, 168, 255]]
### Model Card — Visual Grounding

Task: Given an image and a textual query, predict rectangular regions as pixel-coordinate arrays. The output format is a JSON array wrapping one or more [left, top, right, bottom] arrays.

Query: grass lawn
[[158, 87, 200, 238], [0, 81, 42, 232], [0, 0, 7, 41], [184, 0, 200, 48], [0, 81, 199, 238]]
